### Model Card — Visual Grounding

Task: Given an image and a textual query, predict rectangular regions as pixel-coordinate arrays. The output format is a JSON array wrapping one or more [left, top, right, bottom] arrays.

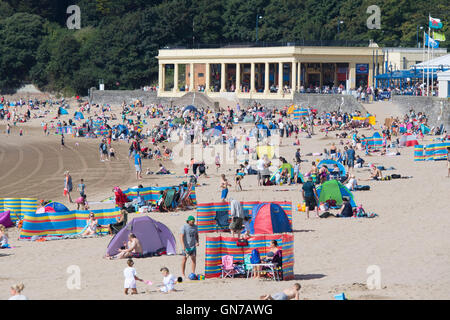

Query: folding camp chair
[[215, 210, 230, 232], [221, 255, 237, 278], [164, 189, 176, 211], [244, 253, 253, 278]]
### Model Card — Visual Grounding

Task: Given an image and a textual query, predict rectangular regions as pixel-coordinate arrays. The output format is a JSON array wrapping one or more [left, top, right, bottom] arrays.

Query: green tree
[[0, 13, 45, 92]]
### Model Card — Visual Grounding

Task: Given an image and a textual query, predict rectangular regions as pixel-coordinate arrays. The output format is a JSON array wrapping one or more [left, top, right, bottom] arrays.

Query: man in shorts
[[134, 151, 142, 180], [180, 216, 199, 278], [302, 176, 319, 219], [261, 283, 301, 300]]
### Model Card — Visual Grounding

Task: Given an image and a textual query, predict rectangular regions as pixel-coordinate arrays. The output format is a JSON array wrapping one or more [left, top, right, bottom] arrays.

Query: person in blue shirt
[[346, 146, 356, 173], [134, 152, 142, 180]]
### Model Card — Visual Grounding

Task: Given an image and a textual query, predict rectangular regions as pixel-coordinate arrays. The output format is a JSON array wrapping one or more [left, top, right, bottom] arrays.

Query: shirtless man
[[260, 283, 301, 300], [108, 233, 143, 259], [367, 164, 383, 180]]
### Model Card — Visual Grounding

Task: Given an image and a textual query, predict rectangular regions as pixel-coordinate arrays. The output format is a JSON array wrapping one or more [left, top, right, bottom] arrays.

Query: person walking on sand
[[61, 133, 65, 150], [134, 151, 143, 180], [64, 171, 73, 203], [180, 216, 199, 278], [123, 259, 143, 295], [220, 174, 231, 201], [260, 283, 301, 300], [302, 176, 319, 218]]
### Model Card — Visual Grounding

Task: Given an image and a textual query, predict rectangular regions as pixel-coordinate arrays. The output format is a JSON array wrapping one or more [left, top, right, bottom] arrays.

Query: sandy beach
[[0, 100, 449, 300]]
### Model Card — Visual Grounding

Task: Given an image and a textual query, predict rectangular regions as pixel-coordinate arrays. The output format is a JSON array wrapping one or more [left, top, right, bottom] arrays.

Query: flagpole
[[427, 14, 430, 96], [422, 31, 425, 96], [431, 35, 434, 96]]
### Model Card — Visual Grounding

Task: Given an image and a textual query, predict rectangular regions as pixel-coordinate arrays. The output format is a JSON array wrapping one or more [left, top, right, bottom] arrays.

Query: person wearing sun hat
[[180, 215, 199, 278]]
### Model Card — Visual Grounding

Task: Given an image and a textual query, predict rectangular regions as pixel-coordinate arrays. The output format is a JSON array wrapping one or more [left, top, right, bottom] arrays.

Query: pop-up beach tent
[[106, 216, 176, 257], [74, 112, 84, 120], [317, 159, 347, 177], [316, 180, 356, 207], [249, 203, 292, 235]]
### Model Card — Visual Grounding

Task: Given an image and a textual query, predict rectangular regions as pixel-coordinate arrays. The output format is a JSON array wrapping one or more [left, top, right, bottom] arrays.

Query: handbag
[[236, 239, 248, 247]]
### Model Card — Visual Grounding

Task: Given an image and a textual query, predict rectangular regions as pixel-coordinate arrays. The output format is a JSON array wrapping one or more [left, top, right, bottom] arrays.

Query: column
[[236, 62, 241, 93], [264, 62, 269, 94], [205, 63, 211, 93], [368, 63, 374, 88], [349, 62, 356, 89], [291, 61, 297, 93], [319, 63, 323, 87], [158, 63, 164, 94], [220, 63, 226, 92], [297, 62, 301, 89], [250, 62, 256, 93], [334, 63, 338, 86], [278, 62, 283, 95], [189, 63, 195, 92], [173, 63, 179, 93]]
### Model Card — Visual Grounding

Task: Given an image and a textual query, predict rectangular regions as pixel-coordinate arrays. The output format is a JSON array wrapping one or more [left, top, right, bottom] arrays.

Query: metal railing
[[161, 40, 372, 50]]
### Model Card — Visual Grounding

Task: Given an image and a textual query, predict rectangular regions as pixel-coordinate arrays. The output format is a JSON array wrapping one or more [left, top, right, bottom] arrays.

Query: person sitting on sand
[[82, 212, 98, 236], [123, 259, 143, 295], [159, 267, 178, 293], [318, 165, 329, 184], [336, 197, 354, 218], [260, 283, 301, 300], [344, 174, 358, 191], [0, 225, 9, 249], [108, 233, 143, 260], [367, 164, 383, 181], [108, 209, 128, 235], [155, 163, 170, 175]]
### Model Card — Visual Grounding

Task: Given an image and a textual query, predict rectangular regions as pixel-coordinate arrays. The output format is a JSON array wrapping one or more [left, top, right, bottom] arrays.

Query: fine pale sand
[[0, 100, 449, 300]]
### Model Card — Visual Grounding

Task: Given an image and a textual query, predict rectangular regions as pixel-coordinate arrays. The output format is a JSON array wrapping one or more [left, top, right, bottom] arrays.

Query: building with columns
[[157, 45, 385, 100]]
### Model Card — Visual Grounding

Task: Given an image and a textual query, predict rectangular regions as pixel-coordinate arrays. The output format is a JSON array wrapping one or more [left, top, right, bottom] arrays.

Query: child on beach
[[184, 165, 189, 178], [260, 283, 301, 300], [220, 174, 231, 201], [215, 153, 221, 172], [123, 259, 143, 295], [235, 168, 244, 191], [159, 267, 177, 293], [76, 194, 89, 210], [78, 179, 86, 197], [0, 225, 9, 248]]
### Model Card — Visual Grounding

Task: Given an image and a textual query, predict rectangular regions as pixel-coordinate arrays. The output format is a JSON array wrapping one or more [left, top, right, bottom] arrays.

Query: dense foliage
[[0, 0, 448, 95]]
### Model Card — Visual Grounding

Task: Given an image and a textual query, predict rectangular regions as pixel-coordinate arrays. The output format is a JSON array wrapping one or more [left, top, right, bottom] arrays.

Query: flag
[[425, 33, 439, 48], [433, 32, 446, 41], [429, 16, 443, 29]]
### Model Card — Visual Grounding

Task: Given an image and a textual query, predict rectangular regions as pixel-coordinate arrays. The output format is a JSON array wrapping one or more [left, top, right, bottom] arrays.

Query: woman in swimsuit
[[83, 212, 98, 236]]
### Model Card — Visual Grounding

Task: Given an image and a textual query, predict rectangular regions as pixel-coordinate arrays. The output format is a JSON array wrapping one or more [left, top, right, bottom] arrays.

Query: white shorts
[[124, 279, 136, 289]]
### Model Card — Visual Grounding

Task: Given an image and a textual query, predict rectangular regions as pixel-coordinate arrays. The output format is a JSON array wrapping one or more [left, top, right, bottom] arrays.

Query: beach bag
[[236, 239, 248, 247], [250, 249, 261, 264]]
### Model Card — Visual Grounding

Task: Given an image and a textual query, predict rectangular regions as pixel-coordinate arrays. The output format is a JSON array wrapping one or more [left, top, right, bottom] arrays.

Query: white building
[[437, 70, 450, 98]]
